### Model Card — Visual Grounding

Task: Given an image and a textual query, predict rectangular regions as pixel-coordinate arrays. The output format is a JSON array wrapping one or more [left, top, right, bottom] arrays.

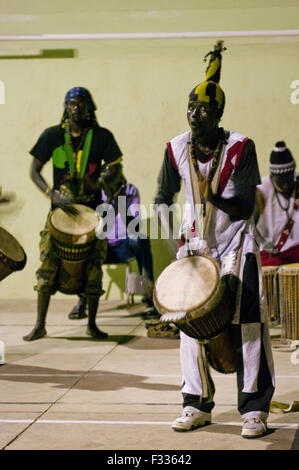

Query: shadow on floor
[[0, 363, 180, 393], [17, 333, 180, 350]]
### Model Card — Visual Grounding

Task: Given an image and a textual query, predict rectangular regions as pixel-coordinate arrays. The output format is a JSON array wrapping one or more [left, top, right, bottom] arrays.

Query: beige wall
[[1, 1, 299, 299]]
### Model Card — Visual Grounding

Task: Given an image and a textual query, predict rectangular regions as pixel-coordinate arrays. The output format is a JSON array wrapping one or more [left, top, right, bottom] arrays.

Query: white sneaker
[[172, 406, 211, 432], [241, 417, 267, 439]]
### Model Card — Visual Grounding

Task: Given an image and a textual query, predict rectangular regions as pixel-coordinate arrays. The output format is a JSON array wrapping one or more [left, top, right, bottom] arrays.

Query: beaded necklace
[[63, 121, 94, 198], [65, 120, 88, 175], [274, 188, 290, 212], [273, 187, 292, 226], [189, 127, 228, 191]]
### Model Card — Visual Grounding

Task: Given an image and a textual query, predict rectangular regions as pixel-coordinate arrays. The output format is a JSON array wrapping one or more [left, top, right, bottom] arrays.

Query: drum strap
[[275, 218, 295, 252], [188, 136, 227, 242], [197, 343, 212, 399], [64, 129, 93, 182]]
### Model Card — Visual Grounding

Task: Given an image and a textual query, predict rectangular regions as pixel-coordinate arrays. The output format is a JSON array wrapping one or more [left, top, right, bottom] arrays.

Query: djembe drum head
[[154, 255, 219, 314], [153, 255, 233, 340], [153, 254, 238, 374], [50, 204, 99, 239], [48, 204, 99, 261]]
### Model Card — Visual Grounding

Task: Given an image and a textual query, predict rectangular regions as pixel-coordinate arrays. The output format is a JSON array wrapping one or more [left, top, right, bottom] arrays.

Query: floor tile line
[[0, 418, 298, 429], [0, 373, 298, 379]]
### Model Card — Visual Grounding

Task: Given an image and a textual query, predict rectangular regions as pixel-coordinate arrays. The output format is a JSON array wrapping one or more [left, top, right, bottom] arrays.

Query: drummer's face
[[271, 171, 295, 198], [66, 97, 89, 123], [187, 100, 219, 137]]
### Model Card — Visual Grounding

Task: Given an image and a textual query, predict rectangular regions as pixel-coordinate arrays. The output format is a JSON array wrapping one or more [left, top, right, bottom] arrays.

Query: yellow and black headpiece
[[188, 41, 226, 118]]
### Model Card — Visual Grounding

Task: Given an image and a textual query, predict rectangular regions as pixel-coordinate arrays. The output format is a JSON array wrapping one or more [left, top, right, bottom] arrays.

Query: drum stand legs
[[23, 293, 49, 341]]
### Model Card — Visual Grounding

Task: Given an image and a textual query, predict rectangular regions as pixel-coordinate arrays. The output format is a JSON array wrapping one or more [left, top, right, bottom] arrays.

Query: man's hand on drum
[[50, 190, 79, 216]]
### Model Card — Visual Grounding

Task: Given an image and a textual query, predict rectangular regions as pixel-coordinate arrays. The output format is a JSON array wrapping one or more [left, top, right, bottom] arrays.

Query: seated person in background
[[69, 165, 157, 319], [255, 141, 299, 266]]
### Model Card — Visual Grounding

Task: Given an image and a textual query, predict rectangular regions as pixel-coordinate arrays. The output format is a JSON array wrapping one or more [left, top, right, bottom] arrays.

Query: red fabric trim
[[87, 162, 97, 175], [178, 235, 185, 249], [166, 142, 178, 171], [294, 176, 299, 211], [232, 137, 248, 167], [219, 158, 234, 195], [218, 137, 248, 195], [260, 244, 299, 266], [177, 220, 196, 251], [274, 218, 295, 252]]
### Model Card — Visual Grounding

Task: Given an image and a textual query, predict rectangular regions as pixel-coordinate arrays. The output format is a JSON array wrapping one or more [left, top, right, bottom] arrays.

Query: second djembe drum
[[47, 204, 100, 294], [262, 266, 279, 325], [277, 263, 299, 340]]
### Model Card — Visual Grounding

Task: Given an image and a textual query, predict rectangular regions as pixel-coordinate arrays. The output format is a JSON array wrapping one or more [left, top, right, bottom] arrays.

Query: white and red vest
[[256, 173, 299, 253], [167, 130, 258, 261]]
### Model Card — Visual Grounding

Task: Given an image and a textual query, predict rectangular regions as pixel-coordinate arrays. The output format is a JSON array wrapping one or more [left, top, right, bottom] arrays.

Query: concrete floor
[[0, 298, 298, 451]]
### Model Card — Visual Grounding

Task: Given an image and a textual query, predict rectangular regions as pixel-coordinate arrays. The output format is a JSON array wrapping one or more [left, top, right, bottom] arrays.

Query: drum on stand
[[0, 226, 27, 281], [153, 254, 238, 373], [277, 263, 299, 341], [47, 204, 100, 294], [262, 266, 279, 325]]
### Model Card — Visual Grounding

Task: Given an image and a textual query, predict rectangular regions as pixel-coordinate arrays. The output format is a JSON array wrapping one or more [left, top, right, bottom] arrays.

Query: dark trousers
[[105, 236, 154, 281]]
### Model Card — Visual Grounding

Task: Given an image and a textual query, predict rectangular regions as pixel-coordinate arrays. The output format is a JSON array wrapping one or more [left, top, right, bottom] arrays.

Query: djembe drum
[[262, 266, 279, 325], [153, 254, 238, 373], [277, 263, 299, 340], [0, 226, 27, 281], [47, 204, 100, 294]]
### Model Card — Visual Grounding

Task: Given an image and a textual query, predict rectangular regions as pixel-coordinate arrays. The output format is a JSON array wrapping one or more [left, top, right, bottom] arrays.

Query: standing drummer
[[255, 141, 299, 266], [154, 43, 275, 438], [23, 87, 123, 341]]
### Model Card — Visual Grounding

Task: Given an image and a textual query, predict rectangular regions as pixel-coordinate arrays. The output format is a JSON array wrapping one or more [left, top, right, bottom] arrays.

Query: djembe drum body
[[277, 263, 299, 340], [0, 226, 27, 281], [153, 254, 238, 373], [262, 266, 279, 325], [47, 204, 99, 294]]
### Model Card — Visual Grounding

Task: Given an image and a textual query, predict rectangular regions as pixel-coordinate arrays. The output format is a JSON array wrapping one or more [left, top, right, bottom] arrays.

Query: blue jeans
[[105, 236, 154, 281]]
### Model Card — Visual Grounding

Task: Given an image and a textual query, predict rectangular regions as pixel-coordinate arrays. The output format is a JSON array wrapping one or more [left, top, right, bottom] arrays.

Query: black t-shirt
[[30, 124, 122, 208]]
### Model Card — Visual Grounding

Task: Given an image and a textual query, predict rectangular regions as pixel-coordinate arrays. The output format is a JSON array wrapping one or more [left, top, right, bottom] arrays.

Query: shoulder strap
[[203, 143, 226, 240], [187, 140, 226, 241], [188, 148, 205, 240], [79, 129, 93, 180], [64, 131, 75, 176]]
